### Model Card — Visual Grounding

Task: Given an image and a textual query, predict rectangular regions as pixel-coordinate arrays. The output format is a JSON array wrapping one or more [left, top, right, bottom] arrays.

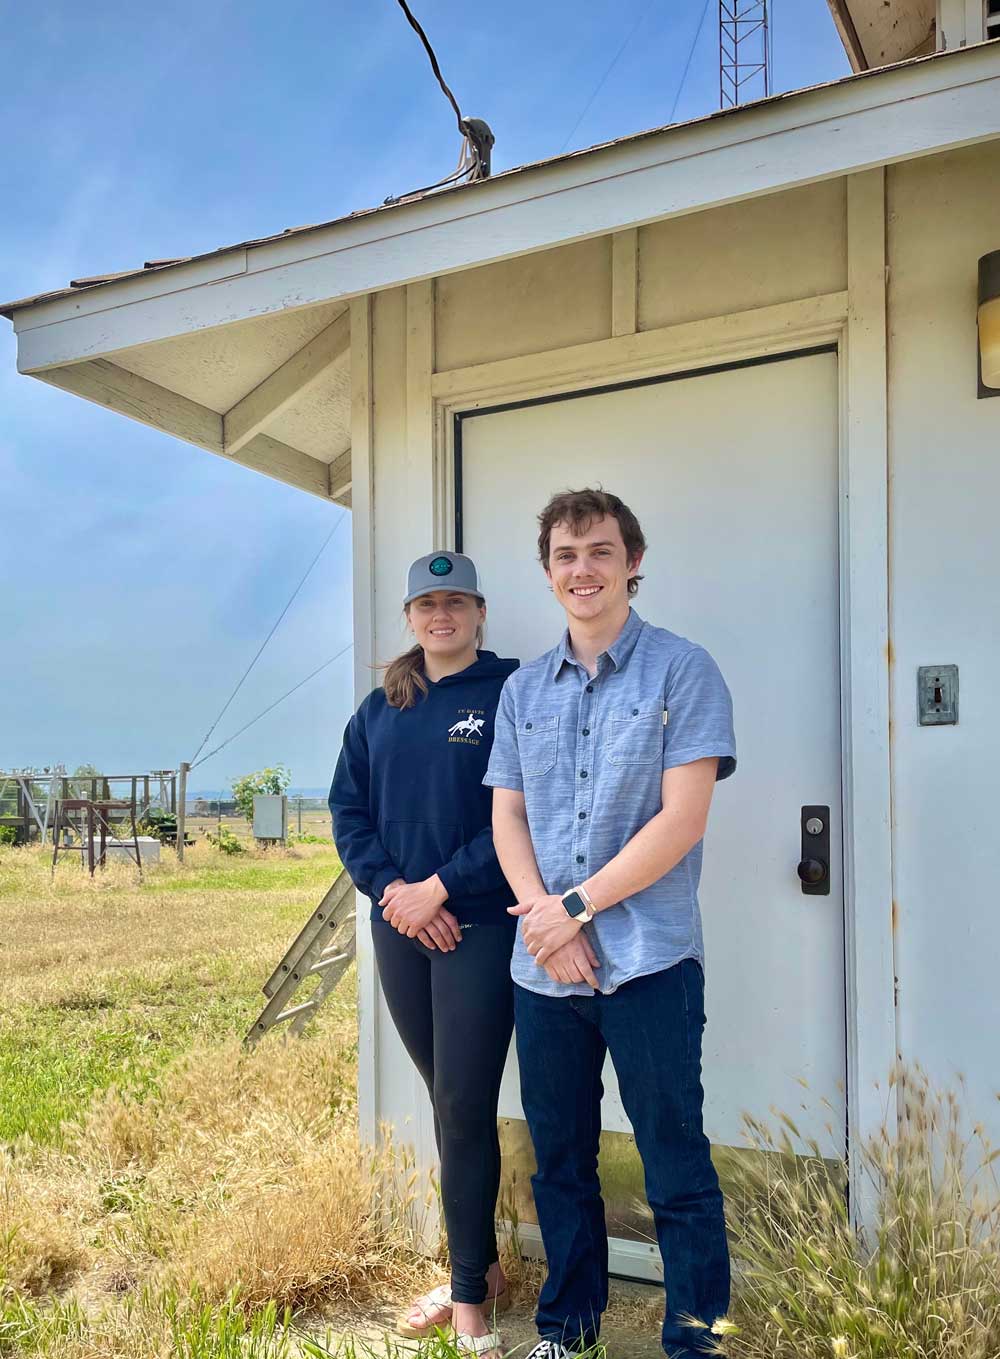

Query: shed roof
[[4, 39, 1000, 508], [826, 0, 936, 72], [0, 36, 978, 322]]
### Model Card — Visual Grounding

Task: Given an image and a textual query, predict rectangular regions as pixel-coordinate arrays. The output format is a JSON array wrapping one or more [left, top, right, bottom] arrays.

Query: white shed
[[6, 9, 1000, 1278]]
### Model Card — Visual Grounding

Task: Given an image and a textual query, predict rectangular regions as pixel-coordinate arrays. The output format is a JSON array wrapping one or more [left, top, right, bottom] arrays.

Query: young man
[[484, 488, 736, 1359]]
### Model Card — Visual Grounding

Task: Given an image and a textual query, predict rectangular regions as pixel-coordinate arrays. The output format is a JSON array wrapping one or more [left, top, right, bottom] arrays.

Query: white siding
[[435, 237, 612, 370], [887, 141, 1000, 1135], [639, 180, 847, 330]]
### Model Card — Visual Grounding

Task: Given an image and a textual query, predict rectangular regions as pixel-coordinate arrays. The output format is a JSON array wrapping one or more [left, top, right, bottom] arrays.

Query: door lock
[[798, 805, 830, 895]]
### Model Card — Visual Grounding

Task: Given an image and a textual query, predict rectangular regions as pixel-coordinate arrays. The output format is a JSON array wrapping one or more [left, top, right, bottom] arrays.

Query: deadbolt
[[798, 805, 830, 896]]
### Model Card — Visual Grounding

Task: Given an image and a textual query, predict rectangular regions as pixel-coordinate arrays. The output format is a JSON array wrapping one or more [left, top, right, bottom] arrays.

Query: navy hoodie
[[329, 651, 519, 922]]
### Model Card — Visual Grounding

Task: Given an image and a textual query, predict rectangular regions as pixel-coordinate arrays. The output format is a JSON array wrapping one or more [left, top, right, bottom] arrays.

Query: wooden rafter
[[39, 359, 342, 503], [223, 311, 350, 455]]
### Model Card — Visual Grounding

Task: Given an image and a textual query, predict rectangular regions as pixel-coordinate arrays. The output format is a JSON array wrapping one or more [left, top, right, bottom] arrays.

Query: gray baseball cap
[[403, 551, 484, 606]]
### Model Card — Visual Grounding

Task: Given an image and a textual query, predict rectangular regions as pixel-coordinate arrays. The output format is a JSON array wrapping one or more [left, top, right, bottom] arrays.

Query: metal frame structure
[[0, 768, 177, 844], [51, 798, 143, 877], [719, 0, 771, 108], [0, 767, 65, 844]]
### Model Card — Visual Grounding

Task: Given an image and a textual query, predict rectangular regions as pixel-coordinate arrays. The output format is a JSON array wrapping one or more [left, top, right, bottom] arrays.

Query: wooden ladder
[[244, 869, 356, 1046]]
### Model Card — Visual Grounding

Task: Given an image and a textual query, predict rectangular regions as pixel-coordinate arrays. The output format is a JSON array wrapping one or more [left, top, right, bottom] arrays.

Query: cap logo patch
[[429, 555, 453, 576]]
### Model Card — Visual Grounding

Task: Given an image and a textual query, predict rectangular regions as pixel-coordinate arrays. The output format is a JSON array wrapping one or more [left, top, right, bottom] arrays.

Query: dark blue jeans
[[514, 960, 729, 1359]]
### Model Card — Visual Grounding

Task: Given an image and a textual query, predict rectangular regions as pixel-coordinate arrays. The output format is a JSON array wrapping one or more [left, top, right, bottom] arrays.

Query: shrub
[[0, 826, 17, 847], [231, 768, 291, 824], [204, 827, 245, 856]]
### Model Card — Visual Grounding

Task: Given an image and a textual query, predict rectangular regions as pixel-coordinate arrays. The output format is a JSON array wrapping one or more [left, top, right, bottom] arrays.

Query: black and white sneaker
[[524, 1340, 589, 1359]]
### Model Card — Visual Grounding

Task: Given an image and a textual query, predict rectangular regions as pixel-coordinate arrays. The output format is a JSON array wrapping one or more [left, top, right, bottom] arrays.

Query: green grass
[[154, 858, 337, 892], [0, 844, 342, 1146], [0, 961, 275, 1144]]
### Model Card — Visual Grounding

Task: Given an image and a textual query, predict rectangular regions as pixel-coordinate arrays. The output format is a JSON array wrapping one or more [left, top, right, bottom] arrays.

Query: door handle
[[798, 805, 830, 896]]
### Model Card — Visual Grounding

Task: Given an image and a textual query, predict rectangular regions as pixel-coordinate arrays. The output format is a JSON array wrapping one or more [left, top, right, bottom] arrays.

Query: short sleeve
[[483, 677, 525, 792], [662, 645, 737, 781]]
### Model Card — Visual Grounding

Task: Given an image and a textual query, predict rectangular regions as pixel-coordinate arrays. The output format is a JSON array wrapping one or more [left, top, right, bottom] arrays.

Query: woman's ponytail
[[383, 644, 429, 710]]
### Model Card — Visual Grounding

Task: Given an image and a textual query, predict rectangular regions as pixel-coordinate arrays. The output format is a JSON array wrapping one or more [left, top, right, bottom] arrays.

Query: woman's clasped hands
[[380, 875, 464, 951]]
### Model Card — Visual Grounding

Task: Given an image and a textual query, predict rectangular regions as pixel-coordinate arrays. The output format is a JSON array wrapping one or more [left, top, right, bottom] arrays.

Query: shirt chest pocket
[[605, 705, 663, 766], [516, 715, 559, 778]]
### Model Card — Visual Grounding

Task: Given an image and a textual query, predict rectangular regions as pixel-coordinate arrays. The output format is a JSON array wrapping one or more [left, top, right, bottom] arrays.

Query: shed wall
[[435, 237, 612, 370], [638, 179, 847, 329], [886, 141, 1000, 1129], [362, 144, 1000, 1171]]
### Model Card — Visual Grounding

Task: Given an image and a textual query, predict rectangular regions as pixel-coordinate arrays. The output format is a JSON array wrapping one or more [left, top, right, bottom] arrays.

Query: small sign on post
[[253, 794, 288, 845]]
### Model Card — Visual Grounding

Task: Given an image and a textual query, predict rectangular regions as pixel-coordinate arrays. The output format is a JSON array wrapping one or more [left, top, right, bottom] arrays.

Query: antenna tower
[[719, 1, 771, 109]]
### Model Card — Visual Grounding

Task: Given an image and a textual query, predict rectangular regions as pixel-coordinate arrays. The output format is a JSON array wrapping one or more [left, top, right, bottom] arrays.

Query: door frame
[[420, 175, 895, 1241]]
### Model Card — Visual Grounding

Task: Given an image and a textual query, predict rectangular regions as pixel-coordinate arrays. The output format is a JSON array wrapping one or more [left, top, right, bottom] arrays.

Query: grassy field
[[3, 839, 1000, 1358], [0, 840, 431, 1357], [0, 841, 339, 1144], [184, 810, 333, 844]]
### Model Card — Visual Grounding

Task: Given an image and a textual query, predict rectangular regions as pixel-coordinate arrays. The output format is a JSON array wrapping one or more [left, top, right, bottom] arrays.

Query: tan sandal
[[454, 1330, 503, 1359], [396, 1284, 453, 1338], [395, 1284, 512, 1339]]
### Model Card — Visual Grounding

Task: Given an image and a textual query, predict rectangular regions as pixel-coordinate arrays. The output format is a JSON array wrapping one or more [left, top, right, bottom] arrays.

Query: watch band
[[561, 886, 596, 923]]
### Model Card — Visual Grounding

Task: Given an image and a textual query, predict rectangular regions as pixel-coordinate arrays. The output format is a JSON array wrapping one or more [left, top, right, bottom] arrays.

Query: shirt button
[[578, 811, 587, 820], [576, 854, 585, 864], [580, 770, 588, 779], [586, 684, 594, 693], [632, 708, 639, 716], [525, 722, 532, 730], [582, 727, 590, 736]]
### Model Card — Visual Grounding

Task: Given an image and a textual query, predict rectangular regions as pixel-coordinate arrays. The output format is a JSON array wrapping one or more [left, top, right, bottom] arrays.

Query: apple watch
[[561, 885, 597, 923]]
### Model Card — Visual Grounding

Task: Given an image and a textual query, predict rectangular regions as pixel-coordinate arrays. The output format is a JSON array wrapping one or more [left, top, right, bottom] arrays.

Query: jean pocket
[[605, 706, 663, 766], [516, 715, 558, 778]]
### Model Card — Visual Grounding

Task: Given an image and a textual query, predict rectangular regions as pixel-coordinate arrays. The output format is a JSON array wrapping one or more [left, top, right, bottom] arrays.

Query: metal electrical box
[[253, 794, 288, 841]]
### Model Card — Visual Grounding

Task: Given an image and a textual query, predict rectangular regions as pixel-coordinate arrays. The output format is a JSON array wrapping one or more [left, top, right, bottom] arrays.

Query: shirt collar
[[551, 607, 645, 681]]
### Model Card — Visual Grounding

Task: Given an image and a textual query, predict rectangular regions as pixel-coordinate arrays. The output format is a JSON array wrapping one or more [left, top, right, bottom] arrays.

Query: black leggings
[[371, 916, 516, 1303]]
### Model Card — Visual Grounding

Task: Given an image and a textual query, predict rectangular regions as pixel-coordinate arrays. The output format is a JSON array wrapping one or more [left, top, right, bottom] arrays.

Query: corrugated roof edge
[[0, 42, 979, 321]]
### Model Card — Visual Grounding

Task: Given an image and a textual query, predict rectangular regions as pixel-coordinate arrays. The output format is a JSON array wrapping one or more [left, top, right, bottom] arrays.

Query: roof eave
[[7, 41, 1000, 373], [826, 0, 870, 72]]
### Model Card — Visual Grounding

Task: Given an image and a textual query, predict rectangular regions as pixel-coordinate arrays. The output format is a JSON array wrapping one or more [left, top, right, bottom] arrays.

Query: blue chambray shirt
[[484, 607, 736, 997]]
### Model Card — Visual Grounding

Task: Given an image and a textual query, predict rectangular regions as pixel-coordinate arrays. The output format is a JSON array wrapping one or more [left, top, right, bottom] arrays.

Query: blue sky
[[0, 1, 848, 794]]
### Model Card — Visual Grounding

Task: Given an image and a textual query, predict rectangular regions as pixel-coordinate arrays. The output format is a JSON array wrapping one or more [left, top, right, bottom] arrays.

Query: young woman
[[329, 551, 518, 1359]]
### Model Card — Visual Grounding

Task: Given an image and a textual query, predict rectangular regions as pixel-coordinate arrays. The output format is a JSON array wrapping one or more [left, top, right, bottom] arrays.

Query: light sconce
[[979, 250, 1000, 398]]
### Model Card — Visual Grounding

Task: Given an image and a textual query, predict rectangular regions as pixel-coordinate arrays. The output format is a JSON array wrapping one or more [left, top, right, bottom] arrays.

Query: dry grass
[[0, 839, 335, 1010], [721, 1068, 1000, 1359], [0, 840, 439, 1356]]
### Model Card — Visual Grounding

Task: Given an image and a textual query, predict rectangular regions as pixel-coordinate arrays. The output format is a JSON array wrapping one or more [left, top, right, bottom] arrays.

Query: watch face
[[562, 890, 587, 920]]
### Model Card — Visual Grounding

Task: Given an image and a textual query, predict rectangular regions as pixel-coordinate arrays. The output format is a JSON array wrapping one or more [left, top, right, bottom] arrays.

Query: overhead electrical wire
[[558, 0, 657, 155], [188, 509, 349, 766], [386, 0, 494, 203], [189, 641, 355, 772], [558, 0, 713, 158], [667, 0, 712, 124], [394, 0, 464, 131]]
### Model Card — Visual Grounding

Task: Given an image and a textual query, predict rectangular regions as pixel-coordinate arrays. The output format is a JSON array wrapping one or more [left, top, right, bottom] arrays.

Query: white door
[[459, 349, 846, 1279]]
